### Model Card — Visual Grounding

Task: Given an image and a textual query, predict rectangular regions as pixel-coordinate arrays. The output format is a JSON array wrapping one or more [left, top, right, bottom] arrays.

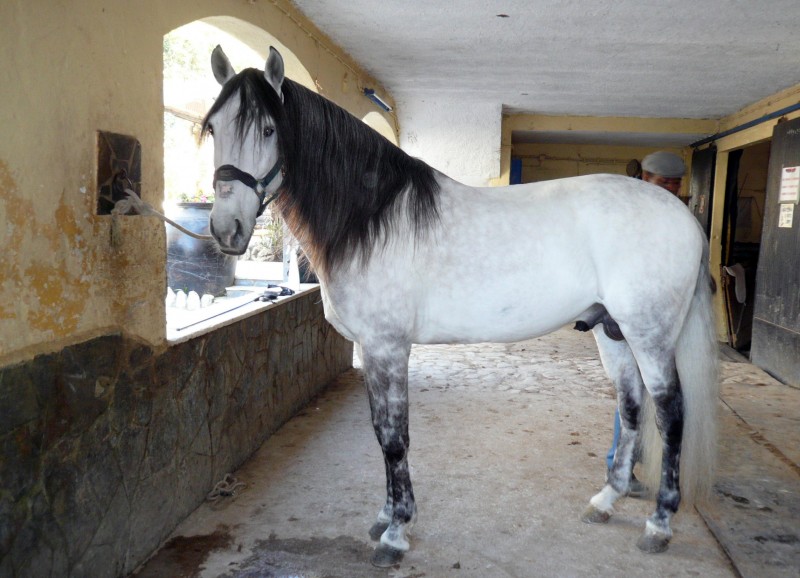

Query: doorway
[[720, 140, 771, 354]]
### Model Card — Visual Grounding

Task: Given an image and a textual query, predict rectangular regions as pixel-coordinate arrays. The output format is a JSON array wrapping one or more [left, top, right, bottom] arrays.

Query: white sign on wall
[[779, 166, 800, 203], [778, 203, 795, 228]]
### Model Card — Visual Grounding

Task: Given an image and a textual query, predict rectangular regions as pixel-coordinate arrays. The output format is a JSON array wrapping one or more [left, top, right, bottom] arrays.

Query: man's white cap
[[641, 151, 686, 178]]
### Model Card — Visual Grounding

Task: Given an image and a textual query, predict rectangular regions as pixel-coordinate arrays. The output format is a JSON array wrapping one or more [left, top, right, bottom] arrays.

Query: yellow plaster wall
[[0, 0, 394, 366], [512, 142, 691, 198], [499, 114, 718, 186]]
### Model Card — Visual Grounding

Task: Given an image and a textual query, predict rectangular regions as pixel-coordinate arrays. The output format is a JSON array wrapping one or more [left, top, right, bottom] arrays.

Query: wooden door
[[750, 118, 800, 386]]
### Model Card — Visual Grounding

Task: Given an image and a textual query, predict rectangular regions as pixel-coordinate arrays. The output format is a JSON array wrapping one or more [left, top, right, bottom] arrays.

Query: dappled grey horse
[[202, 45, 718, 567]]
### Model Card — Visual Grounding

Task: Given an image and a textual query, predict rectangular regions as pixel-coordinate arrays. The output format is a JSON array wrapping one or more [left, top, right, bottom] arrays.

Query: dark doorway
[[720, 141, 771, 353], [688, 146, 716, 236]]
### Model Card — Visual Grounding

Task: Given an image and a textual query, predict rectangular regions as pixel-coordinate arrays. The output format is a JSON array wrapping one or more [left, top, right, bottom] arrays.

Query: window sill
[[166, 283, 319, 344]]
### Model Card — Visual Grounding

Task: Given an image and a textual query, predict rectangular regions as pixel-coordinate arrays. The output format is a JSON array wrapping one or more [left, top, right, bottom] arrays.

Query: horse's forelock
[[201, 69, 286, 146]]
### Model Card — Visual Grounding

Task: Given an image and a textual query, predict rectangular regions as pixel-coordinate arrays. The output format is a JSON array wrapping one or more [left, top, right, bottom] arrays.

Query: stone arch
[[362, 111, 398, 146], [200, 16, 316, 91], [162, 17, 316, 205]]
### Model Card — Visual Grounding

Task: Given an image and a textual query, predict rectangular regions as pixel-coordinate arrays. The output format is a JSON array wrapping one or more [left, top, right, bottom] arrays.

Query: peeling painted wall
[[0, 0, 393, 366]]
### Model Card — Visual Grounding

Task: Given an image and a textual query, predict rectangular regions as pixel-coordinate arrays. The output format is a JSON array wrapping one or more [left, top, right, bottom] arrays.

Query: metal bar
[[691, 102, 800, 148]]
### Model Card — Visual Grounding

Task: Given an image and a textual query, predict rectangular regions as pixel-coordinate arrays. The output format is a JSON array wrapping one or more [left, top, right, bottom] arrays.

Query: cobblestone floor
[[136, 327, 799, 578]]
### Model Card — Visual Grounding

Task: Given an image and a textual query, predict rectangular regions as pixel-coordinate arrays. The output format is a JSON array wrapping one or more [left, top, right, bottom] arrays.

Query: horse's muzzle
[[209, 217, 249, 255]]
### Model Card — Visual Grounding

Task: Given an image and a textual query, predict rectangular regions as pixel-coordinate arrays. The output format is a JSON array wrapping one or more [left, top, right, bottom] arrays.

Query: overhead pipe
[[691, 101, 800, 148]]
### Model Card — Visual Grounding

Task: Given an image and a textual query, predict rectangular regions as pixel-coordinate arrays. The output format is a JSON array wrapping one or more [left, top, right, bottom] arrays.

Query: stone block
[[126, 465, 179, 573], [141, 397, 179, 476], [69, 485, 130, 578], [0, 288, 354, 577], [0, 422, 42, 504], [0, 364, 40, 436], [7, 490, 69, 577]]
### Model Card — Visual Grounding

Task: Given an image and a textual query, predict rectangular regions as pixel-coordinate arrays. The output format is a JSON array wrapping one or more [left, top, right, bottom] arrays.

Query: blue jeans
[[606, 409, 621, 470]]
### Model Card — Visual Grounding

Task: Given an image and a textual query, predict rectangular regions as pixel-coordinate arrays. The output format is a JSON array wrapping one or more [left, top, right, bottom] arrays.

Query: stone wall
[[0, 289, 353, 577]]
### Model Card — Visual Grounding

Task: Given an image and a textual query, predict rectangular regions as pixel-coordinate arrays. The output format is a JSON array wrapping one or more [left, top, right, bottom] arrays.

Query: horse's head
[[203, 45, 286, 255]]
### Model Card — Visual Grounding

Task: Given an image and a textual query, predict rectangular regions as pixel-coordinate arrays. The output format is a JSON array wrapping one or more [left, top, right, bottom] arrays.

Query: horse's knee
[[382, 437, 409, 464], [651, 388, 684, 444], [618, 398, 641, 430]]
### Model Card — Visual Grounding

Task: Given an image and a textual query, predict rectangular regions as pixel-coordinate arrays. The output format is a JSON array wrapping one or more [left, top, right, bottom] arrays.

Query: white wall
[[398, 99, 502, 186]]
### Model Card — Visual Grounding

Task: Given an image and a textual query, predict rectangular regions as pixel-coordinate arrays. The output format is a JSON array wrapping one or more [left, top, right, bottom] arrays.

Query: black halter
[[213, 159, 283, 217]]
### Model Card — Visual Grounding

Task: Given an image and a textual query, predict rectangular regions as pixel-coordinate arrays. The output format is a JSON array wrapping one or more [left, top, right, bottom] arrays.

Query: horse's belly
[[413, 284, 594, 344]]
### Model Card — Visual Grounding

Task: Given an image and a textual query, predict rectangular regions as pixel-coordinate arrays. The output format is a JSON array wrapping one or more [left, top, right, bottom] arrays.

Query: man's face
[[643, 172, 682, 195]]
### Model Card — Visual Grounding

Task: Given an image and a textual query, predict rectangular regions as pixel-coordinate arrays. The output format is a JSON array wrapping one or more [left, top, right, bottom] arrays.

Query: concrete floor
[[134, 328, 799, 578]]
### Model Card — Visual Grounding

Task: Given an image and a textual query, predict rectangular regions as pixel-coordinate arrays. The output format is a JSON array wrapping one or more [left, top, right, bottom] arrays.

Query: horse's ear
[[265, 46, 285, 100], [211, 45, 236, 85]]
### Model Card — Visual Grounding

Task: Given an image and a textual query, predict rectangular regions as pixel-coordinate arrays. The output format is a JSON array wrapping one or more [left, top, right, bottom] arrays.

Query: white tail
[[641, 249, 719, 506]]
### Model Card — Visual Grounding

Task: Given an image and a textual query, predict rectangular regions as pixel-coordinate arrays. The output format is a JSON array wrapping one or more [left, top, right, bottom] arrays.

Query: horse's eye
[[206, 124, 214, 137], [263, 126, 274, 138]]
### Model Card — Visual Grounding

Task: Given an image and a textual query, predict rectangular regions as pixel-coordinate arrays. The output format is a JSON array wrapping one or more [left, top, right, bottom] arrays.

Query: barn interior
[[2, 2, 799, 576]]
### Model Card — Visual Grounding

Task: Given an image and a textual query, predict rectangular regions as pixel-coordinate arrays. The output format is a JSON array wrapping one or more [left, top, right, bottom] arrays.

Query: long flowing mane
[[203, 69, 441, 275]]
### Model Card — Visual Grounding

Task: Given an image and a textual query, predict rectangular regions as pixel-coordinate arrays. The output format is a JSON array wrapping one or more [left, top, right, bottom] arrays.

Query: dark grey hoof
[[581, 505, 611, 524], [636, 532, 670, 553], [369, 521, 389, 541], [627, 477, 648, 499], [371, 543, 405, 567]]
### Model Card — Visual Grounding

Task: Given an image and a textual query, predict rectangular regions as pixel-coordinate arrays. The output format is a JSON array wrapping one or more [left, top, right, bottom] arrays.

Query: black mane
[[203, 69, 440, 275]]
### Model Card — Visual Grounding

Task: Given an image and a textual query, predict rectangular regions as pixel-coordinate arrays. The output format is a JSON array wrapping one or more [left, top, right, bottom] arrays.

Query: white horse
[[203, 45, 718, 567]]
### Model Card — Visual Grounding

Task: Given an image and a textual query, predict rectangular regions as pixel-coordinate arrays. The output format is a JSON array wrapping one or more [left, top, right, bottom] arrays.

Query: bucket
[[166, 203, 236, 296]]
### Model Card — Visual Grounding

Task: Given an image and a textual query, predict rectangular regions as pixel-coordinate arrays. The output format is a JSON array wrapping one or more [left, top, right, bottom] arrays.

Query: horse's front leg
[[361, 339, 416, 567]]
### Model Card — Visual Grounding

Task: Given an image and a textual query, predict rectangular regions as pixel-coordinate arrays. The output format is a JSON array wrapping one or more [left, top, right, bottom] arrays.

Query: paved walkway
[[134, 328, 799, 577]]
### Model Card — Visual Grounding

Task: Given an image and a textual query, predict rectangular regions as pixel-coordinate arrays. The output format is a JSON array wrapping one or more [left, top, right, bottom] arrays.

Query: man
[[606, 150, 686, 496], [641, 150, 687, 200]]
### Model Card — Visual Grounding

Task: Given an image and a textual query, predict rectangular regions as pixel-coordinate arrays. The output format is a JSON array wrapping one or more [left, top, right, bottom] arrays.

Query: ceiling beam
[[503, 114, 719, 138]]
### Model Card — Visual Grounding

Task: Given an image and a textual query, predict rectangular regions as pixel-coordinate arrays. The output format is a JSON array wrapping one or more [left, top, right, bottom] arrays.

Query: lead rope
[[111, 189, 215, 241], [206, 473, 246, 502]]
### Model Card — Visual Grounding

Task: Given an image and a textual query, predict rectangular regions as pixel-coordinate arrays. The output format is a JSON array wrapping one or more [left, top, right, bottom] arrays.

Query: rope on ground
[[112, 188, 215, 241], [206, 473, 246, 502]]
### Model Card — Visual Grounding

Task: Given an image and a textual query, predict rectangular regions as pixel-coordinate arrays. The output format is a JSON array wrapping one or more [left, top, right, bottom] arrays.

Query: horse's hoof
[[371, 543, 405, 567], [369, 521, 389, 542], [581, 505, 611, 524], [636, 531, 670, 553]]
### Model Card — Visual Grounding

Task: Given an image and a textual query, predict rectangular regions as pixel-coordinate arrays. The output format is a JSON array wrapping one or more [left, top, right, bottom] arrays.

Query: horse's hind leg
[[582, 328, 645, 524], [360, 338, 416, 567], [634, 349, 684, 553]]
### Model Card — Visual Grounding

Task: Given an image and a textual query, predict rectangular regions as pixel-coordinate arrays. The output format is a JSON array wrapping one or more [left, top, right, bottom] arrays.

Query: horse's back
[[327, 174, 704, 345]]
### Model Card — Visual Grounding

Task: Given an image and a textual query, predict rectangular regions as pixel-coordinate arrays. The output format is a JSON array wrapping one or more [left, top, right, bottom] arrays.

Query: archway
[[362, 111, 398, 146], [163, 18, 316, 208], [162, 18, 316, 323]]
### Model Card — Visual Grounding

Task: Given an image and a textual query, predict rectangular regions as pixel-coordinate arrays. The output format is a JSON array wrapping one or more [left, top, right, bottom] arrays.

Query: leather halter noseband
[[212, 160, 283, 217]]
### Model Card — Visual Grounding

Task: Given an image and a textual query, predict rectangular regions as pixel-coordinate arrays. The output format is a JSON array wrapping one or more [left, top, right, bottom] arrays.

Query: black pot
[[166, 203, 236, 296]]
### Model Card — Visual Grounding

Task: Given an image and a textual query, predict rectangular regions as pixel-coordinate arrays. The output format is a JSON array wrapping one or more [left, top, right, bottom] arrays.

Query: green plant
[[179, 190, 215, 203]]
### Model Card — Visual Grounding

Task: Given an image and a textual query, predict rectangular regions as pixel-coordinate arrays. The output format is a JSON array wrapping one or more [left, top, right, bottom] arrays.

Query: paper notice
[[779, 166, 800, 203], [778, 203, 794, 228]]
